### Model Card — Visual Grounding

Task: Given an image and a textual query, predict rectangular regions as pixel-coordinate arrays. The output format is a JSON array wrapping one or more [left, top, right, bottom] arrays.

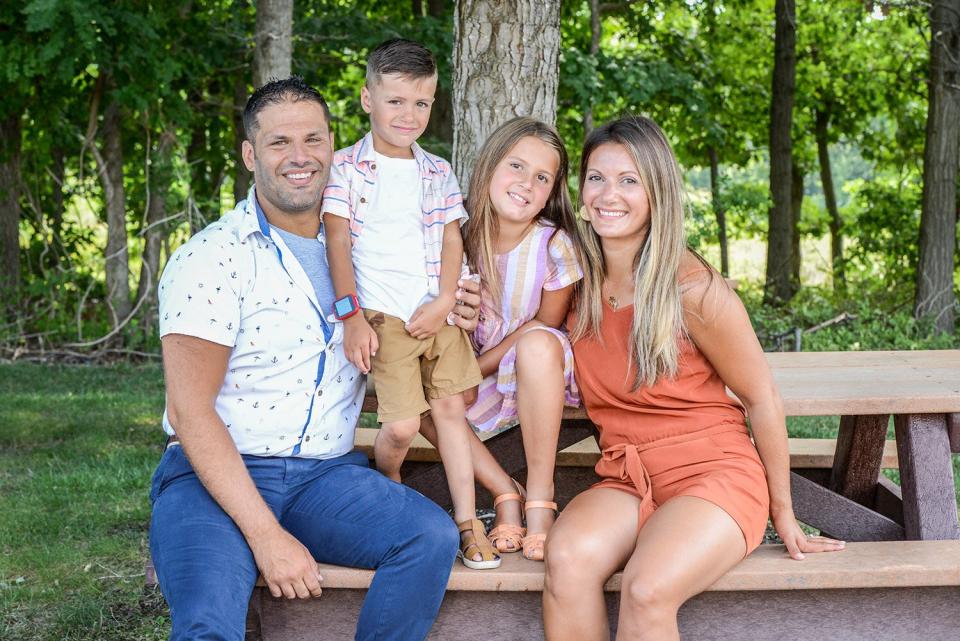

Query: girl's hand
[[772, 509, 845, 560], [343, 315, 378, 374], [448, 277, 482, 332], [407, 297, 455, 339]]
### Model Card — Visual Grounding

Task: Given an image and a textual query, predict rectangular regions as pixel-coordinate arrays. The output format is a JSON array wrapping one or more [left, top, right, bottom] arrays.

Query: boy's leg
[[149, 447, 272, 641], [428, 393, 477, 524], [374, 416, 421, 482], [282, 451, 458, 641]]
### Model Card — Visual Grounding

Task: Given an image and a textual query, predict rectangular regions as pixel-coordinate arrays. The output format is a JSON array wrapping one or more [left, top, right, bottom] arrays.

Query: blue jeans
[[149, 447, 458, 641]]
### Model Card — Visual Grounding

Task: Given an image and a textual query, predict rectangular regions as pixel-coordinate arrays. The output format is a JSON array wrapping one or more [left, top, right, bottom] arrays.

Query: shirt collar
[[237, 185, 324, 242], [354, 131, 441, 176]]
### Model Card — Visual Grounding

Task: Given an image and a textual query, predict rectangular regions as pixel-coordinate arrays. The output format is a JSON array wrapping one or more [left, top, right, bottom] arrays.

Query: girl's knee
[[515, 331, 563, 368]]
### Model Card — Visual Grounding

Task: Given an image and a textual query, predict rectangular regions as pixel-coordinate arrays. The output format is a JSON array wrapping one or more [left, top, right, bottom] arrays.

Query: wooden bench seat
[[254, 540, 960, 641], [352, 426, 900, 470]]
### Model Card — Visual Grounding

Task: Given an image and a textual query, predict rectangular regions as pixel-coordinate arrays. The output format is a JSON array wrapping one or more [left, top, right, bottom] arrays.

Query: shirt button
[[360, 197, 366, 204], [371, 163, 377, 170]]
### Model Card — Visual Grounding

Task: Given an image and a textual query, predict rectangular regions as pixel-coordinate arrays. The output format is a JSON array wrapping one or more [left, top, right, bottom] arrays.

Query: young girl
[[421, 117, 586, 561], [542, 116, 843, 640]]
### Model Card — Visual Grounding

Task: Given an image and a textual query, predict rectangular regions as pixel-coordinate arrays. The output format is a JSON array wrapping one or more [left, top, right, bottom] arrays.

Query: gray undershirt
[[271, 225, 337, 318]]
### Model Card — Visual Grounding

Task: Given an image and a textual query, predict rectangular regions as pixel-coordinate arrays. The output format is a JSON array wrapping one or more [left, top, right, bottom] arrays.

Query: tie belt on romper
[[598, 422, 748, 529]]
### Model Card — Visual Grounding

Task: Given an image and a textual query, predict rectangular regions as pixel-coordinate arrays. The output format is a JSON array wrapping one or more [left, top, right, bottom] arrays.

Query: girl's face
[[488, 136, 560, 226], [581, 142, 650, 243]]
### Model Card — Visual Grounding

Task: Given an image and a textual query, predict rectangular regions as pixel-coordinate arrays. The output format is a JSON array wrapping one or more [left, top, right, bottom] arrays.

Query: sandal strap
[[457, 518, 499, 562], [524, 500, 558, 512], [493, 492, 523, 508], [488, 523, 526, 552], [522, 532, 548, 561]]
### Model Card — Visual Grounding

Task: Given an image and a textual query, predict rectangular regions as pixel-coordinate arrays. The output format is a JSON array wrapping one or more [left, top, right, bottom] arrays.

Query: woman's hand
[[772, 509, 845, 560]]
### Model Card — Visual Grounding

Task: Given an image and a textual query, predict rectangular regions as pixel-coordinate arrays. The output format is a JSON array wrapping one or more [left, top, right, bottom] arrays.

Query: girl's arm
[[476, 284, 574, 378], [681, 266, 844, 560]]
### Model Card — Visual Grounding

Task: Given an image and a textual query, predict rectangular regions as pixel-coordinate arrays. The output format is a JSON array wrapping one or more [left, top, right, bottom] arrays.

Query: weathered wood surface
[[894, 413, 960, 540], [829, 414, 890, 505], [791, 472, 905, 542]]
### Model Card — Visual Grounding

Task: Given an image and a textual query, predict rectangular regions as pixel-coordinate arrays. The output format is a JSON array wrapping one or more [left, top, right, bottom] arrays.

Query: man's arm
[[162, 333, 324, 599]]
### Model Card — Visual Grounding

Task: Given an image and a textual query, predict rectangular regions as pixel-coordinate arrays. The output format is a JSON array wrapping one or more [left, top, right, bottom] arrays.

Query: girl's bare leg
[[616, 496, 747, 641], [543, 488, 640, 641], [514, 329, 565, 535]]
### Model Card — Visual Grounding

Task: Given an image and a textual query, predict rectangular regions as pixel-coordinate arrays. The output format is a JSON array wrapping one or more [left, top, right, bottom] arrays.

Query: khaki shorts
[[365, 309, 482, 424]]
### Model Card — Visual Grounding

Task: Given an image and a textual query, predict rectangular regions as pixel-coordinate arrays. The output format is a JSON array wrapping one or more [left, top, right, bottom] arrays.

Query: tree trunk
[[764, 0, 798, 304], [791, 162, 804, 287], [708, 146, 729, 276], [50, 147, 66, 266], [136, 129, 176, 324], [253, 0, 293, 88], [98, 99, 133, 326], [233, 75, 252, 204], [452, 0, 561, 189], [583, 0, 601, 137], [0, 114, 22, 306], [915, 0, 960, 332], [815, 107, 845, 293]]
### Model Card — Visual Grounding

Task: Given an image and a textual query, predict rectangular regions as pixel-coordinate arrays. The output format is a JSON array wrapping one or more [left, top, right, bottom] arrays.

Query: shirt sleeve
[[544, 229, 584, 291], [320, 160, 352, 220], [158, 233, 243, 347], [441, 169, 468, 226]]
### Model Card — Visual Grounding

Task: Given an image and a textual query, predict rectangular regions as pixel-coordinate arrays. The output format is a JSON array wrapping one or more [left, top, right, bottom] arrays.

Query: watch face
[[334, 296, 355, 317]]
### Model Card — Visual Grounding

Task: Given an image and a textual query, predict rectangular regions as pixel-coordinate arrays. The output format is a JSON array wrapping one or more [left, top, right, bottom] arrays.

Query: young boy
[[322, 39, 497, 569]]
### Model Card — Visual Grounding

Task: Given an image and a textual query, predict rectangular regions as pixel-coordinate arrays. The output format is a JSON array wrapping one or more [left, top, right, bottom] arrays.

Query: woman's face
[[580, 142, 650, 244]]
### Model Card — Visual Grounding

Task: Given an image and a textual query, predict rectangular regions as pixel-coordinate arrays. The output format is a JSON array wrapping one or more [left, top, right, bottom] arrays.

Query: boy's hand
[[406, 296, 456, 339], [344, 315, 378, 374]]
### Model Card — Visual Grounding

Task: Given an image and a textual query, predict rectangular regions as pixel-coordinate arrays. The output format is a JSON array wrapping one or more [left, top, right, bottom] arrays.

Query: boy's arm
[[323, 214, 378, 374], [406, 221, 462, 339]]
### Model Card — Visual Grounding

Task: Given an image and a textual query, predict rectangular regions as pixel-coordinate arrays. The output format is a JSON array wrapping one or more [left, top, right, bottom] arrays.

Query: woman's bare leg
[[616, 496, 747, 641], [543, 488, 640, 641]]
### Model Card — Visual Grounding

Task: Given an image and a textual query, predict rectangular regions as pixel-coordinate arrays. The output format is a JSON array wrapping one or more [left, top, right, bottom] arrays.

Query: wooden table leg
[[829, 414, 889, 506], [894, 413, 960, 540]]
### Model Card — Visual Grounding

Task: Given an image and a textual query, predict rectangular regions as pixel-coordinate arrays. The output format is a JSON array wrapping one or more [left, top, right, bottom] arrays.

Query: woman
[[542, 116, 844, 641]]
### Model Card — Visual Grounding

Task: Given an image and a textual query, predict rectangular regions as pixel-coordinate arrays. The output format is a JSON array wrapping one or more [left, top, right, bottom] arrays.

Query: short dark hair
[[243, 76, 332, 142], [365, 38, 437, 86]]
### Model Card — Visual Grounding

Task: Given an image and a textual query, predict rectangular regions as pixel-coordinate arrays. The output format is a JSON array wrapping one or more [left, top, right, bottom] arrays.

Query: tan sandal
[[457, 518, 501, 570], [487, 478, 526, 553], [522, 500, 558, 562]]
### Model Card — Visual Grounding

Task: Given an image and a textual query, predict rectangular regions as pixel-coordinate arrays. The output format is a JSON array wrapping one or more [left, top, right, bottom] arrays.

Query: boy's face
[[361, 72, 437, 159]]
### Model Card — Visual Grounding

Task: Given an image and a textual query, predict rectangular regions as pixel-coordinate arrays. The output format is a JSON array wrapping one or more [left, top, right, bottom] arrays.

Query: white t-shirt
[[352, 152, 432, 322]]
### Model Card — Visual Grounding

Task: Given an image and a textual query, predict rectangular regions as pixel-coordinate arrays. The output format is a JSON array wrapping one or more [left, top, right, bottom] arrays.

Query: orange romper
[[571, 304, 770, 553]]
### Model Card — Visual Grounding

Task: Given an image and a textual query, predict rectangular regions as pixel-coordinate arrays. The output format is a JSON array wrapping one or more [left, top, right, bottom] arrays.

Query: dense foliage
[[0, 0, 956, 357]]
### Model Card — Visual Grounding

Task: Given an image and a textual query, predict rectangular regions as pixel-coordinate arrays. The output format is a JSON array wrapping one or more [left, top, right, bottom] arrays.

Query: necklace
[[607, 295, 619, 310]]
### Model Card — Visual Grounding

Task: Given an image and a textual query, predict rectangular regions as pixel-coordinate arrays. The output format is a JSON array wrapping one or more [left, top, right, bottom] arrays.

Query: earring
[[578, 205, 591, 221]]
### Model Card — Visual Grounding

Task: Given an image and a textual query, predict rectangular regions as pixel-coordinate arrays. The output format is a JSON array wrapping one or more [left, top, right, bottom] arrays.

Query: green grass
[[0, 363, 169, 641], [1, 364, 957, 639]]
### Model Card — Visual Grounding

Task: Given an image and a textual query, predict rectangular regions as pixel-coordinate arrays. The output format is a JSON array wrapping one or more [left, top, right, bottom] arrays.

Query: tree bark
[[815, 107, 845, 293], [50, 147, 66, 266], [233, 75, 252, 204], [583, 0, 602, 137], [136, 129, 176, 323], [453, 0, 561, 189], [791, 162, 804, 287], [253, 0, 293, 88], [765, 0, 798, 303], [915, 0, 960, 332], [98, 99, 133, 325], [0, 114, 22, 306], [708, 146, 729, 276]]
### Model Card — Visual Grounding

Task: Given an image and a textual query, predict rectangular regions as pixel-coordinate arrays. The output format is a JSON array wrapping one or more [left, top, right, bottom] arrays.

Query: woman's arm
[[475, 284, 574, 378], [682, 268, 844, 560]]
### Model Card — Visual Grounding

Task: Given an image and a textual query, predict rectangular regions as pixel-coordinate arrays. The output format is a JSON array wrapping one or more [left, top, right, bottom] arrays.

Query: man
[[150, 77, 481, 641]]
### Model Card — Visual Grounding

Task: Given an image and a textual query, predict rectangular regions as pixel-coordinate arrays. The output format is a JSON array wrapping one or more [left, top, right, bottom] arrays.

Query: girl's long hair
[[463, 117, 583, 309], [571, 116, 688, 389]]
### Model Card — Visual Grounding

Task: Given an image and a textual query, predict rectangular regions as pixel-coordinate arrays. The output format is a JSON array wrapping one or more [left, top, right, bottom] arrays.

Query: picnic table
[[389, 349, 960, 543]]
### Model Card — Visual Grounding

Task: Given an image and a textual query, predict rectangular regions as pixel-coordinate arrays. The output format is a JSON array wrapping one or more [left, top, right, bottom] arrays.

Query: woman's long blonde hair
[[463, 117, 582, 309], [571, 116, 688, 390]]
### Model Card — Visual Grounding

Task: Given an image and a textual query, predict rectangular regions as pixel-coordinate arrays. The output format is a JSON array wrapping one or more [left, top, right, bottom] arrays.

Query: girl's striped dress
[[466, 222, 583, 432]]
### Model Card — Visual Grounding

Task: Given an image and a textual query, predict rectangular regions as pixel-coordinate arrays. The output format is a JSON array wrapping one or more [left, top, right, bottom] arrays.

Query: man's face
[[361, 73, 436, 159], [242, 99, 333, 216]]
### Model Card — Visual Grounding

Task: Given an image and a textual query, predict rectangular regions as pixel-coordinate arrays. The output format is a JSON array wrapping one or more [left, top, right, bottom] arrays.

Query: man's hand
[[447, 277, 481, 332], [344, 315, 378, 373], [249, 527, 324, 599], [407, 295, 456, 339]]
